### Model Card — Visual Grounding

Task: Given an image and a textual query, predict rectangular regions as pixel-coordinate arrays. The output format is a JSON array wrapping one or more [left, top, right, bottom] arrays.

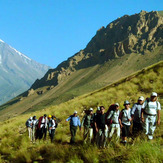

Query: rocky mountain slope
[[31, 10, 163, 90], [0, 10, 162, 119], [0, 40, 50, 104]]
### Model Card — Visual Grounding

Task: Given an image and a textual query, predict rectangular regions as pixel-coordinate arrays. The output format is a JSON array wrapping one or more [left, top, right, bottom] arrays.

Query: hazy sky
[[0, 0, 162, 67]]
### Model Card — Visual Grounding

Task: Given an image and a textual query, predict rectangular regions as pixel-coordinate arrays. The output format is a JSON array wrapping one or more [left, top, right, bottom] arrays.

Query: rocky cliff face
[[31, 10, 163, 90]]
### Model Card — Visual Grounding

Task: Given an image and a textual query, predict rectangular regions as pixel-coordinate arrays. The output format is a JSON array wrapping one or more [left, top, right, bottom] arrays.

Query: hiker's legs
[[51, 129, 55, 142], [109, 127, 115, 138], [83, 127, 89, 143], [28, 127, 32, 140], [32, 127, 36, 142], [43, 128, 47, 140], [132, 121, 143, 137], [144, 115, 149, 135], [122, 124, 130, 142], [116, 126, 120, 139], [70, 126, 77, 144], [148, 116, 156, 140], [39, 128, 44, 139], [89, 128, 93, 143]]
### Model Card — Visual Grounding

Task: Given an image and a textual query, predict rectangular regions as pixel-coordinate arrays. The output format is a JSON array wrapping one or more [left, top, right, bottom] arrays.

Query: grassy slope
[[0, 61, 162, 162], [0, 49, 162, 121]]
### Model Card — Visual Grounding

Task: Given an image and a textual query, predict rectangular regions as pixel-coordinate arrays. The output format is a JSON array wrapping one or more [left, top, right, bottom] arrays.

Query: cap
[[124, 100, 130, 105], [138, 96, 144, 101], [74, 111, 77, 114], [48, 115, 52, 118], [114, 103, 119, 107], [97, 106, 101, 111], [89, 108, 93, 111], [30, 117, 33, 120], [151, 92, 157, 97]]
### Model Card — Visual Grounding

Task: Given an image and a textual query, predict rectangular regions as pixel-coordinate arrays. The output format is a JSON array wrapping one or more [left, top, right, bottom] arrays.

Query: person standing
[[25, 117, 33, 140], [94, 106, 107, 148], [119, 101, 132, 144], [131, 96, 144, 136], [141, 92, 161, 140], [48, 115, 56, 143], [107, 103, 120, 141], [31, 116, 38, 142], [38, 114, 48, 140], [81, 108, 94, 144], [66, 111, 81, 144]]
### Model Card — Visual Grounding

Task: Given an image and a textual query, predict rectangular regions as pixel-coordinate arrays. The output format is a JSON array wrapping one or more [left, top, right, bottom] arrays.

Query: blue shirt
[[66, 115, 81, 127]]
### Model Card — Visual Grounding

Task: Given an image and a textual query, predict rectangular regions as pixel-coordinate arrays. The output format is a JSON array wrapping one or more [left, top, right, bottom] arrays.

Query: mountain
[[0, 10, 162, 120], [0, 39, 50, 105], [31, 10, 163, 90]]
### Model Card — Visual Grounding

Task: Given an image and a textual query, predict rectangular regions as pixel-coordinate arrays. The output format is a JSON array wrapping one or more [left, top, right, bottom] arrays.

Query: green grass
[[0, 61, 162, 162]]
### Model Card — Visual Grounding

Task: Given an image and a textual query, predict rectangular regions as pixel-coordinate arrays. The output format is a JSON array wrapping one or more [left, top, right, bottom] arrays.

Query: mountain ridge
[[31, 10, 163, 90]]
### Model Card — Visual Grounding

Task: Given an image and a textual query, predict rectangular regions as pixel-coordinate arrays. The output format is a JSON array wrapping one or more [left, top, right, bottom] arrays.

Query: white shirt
[[107, 110, 120, 128], [142, 100, 161, 115], [40, 117, 48, 128], [121, 108, 131, 126], [107, 110, 120, 124], [131, 103, 143, 123]]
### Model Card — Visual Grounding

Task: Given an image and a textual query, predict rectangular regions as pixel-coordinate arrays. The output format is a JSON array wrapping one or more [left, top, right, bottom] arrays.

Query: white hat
[[114, 103, 119, 107], [74, 111, 77, 114], [89, 108, 93, 111], [151, 92, 157, 97], [30, 117, 33, 120], [138, 96, 144, 101]]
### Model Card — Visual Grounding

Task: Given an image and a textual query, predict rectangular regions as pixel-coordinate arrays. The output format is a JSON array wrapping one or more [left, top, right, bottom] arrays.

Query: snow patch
[[0, 39, 5, 43], [9, 45, 31, 61]]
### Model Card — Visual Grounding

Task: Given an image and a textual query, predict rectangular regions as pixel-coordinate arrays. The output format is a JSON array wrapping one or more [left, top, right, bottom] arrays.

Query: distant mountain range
[[0, 40, 50, 105], [0, 10, 162, 120]]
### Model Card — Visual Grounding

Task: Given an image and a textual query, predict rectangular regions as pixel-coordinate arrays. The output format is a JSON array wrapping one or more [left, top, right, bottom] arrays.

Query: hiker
[[38, 114, 48, 140], [131, 96, 144, 136], [92, 107, 101, 143], [107, 103, 120, 141], [66, 111, 81, 144], [141, 92, 161, 140], [25, 117, 33, 140], [94, 106, 107, 148], [31, 116, 38, 142], [48, 115, 56, 143], [119, 100, 132, 144], [81, 108, 94, 144]]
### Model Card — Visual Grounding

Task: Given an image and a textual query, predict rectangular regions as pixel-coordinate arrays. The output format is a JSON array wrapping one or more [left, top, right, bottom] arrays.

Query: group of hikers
[[26, 114, 58, 143], [26, 92, 161, 148], [66, 92, 161, 147]]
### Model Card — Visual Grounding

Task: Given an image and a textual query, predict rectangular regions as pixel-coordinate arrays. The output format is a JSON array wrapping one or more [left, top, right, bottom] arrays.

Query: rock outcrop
[[31, 11, 163, 90]]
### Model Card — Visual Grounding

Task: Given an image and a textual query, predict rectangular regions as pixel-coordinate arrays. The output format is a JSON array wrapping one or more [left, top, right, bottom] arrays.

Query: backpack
[[25, 120, 29, 127], [52, 115, 58, 128], [105, 104, 116, 125]]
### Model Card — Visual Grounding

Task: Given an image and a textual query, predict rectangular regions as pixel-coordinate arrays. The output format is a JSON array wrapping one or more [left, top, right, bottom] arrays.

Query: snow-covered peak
[[0, 39, 5, 43], [9, 45, 31, 61]]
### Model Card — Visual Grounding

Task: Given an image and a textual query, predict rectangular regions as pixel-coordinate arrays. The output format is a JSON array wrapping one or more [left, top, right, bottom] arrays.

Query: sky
[[0, 0, 162, 68]]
